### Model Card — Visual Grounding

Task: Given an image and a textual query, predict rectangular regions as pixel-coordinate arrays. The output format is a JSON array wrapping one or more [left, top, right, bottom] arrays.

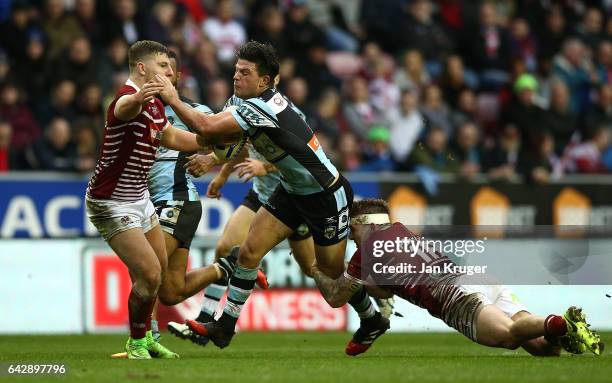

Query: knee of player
[[237, 242, 262, 268], [500, 333, 521, 350], [141, 268, 162, 294], [215, 242, 234, 260], [158, 290, 183, 306]]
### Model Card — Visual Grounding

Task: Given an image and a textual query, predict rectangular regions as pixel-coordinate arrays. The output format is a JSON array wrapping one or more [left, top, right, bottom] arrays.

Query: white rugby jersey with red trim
[[87, 79, 169, 201]]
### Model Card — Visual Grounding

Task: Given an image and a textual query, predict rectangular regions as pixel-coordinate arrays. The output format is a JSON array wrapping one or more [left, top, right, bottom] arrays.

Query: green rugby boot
[[562, 306, 603, 356], [146, 330, 179, 358], [125, 337, 152, 359]]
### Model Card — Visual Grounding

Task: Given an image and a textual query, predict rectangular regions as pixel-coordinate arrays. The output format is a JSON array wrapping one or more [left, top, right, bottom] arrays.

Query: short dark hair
[[350, 199, 390, 218], [168, 49, 181, 71], [236, 41, 279, 84], [128, 40, 169, 71]]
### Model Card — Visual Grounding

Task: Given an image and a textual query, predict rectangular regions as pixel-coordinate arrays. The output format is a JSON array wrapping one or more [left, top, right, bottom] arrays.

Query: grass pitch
[[1, 332, 610, 383]]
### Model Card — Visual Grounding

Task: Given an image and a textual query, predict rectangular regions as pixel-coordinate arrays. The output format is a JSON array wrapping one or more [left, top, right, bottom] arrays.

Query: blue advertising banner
[[0, 176, 380, 238]]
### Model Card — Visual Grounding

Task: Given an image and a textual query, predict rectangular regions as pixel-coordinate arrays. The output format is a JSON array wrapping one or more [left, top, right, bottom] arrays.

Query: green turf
[[0, 332, 610, 383]]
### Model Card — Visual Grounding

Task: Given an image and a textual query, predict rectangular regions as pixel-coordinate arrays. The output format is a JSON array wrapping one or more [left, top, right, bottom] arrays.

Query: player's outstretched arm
[[156, 74, 243, 143], [312, 266, 362, 308], [114, 81, 165, 121], [161, 126, 205, 153]]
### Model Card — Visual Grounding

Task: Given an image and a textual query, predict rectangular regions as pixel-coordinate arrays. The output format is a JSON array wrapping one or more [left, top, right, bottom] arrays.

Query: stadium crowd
[[0, 0, 611, 184]]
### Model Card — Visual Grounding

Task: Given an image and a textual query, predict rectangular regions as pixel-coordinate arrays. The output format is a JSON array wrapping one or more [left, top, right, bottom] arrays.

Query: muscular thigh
[[217, 206, 257, 256], [144, 223, 168, 273], [108, 227, 160, 279], [239, 207, 294, 268], [289, 236, 315, 277]]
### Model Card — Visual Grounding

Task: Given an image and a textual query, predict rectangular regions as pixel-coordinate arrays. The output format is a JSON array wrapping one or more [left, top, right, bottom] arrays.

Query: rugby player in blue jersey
[[156, 41, 388, 351]]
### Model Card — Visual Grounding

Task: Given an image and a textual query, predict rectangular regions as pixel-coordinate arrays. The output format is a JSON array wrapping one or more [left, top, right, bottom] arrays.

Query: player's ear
[[260, 74, 271, 88], [176, 71, 182, 82], [137, 61, 146, 76]]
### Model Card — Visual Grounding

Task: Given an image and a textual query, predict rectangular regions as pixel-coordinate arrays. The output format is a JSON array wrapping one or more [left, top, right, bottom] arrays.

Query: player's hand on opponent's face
[[234, 158, 267, 181], [185, 153, 217, 178], [154, 74, 179, 103], [135, 81, 165, 104]]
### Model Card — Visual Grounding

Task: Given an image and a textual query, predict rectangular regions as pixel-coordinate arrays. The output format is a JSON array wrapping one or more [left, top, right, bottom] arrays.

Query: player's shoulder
[[113, 84, 137, 102]]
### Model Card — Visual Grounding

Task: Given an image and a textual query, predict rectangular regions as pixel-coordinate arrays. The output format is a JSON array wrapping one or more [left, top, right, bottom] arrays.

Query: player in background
[[85, 40, 234, 359], [146, 50, 235, 341], [155, 41, 387, 349], [311, 198, 604, 356]]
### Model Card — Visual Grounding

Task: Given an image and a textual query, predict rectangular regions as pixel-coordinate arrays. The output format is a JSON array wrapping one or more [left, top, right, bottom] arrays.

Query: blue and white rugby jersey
[[148, 102, 213, 203], [227, 89, 339, 196]]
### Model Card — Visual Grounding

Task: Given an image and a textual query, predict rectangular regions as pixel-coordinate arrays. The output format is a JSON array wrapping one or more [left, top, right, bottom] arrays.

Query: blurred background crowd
[[0, 0, 611, 184]]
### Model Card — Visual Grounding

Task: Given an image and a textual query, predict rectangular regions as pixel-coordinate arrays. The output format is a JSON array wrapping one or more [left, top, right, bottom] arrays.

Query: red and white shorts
[[85, 194, 158, 241]]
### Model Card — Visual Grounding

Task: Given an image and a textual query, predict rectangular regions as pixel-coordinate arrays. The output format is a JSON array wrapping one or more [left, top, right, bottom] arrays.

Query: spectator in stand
[[75, 0, 103, 47], [483, 123, 523, 182], [574, 7, 604, 53], [205, 78, 231, 113], [503, 73, 547, 149], [295, 36, 341, 101], [203, 0, 246, 66], [342, 76, 377, 141], [54, 37, 97, 89], [450, 121, 482, 180], [105, 0, 147, 45], [358, 126, 395, 172], [192, 39, 222, 101], [462, 2, 511, 89], [0, 119, 16, 171], [73, 120, 98, 172], [337, 131, 361, 171], [38, 80, 77, 127], [285, 77, 311, 118], [543, 80, 578, 155], [97, 36, 129, 95], [25, 117, 78, 171], [393, 50, 431, 97], [368, 58, 400, 114], [146, 0, 176, 45], [450, 88, 480, 130], [508, 17, 538, 72], [439, 54, 475, 109], [387, 88, 425, 166], [308, 88, 343, 141], [0, 49, 9, 84], [520, 131, 563, 184], [41, 0, 84, 60], [553, 38, 599, 115], [421, 84, 453, 137], [400, 0, 454, 73], [585, 84, 612, 130], [359, 0, 406, 54], [595, 40, 612, 85], [250, 6, 288, 57], [76, 83, 104, 128], [408, 126, 458, 173], [537, 5, 567, 62], [285, 0, 326, 63], [17, 32, 49, 106], [0, 0, 41, 64], [566, 126, 610, 174], [0, 82, 40, 150]]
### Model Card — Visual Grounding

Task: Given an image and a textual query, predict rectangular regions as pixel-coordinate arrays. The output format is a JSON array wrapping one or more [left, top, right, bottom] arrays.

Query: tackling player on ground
[[155, 41, 387, 349], [311, 198, 604, 356], [85, 40, 234, 359]]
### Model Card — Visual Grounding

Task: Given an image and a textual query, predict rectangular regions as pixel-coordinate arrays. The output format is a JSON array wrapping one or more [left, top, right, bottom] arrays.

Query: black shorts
[[264, 175, 353, 246], [154, 200, 202, 249], [241, 189, 312, 241]]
